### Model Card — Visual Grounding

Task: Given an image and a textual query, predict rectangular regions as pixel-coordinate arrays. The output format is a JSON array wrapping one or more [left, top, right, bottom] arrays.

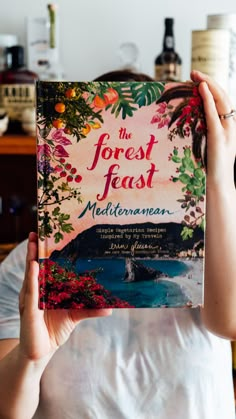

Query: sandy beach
[[162, 258, 204, 307]]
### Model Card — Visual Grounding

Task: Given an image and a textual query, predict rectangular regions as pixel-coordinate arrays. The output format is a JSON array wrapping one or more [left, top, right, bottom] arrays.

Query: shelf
[[0, 135, 36, 155]]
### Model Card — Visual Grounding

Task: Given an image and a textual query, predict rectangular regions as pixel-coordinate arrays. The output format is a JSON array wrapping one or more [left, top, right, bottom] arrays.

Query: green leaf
[[61, 223, 74, 233], [182, 157, 195, 172], [181, 226, 194, 240], [179, 166, 185, 173], [131, 82, 165, 107], [58, 213, 70, 222], [172, 156, 181, 163], [179, 173, 191, 184], [52, 207, 60, 216], [194, 168, 204, 179], [54, 232, 64, 243], [184, 147, 191, 158], [186, 184, 195, 193], [190, 177, 201, 187], [194, 187, 203, 197], [38, 178, 44, 188]]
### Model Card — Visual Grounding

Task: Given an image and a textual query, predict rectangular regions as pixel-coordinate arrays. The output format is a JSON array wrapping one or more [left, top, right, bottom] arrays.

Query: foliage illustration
[[151, 83, 207, 165], [169, 146, 205, 240], [37, 81, 165, 243], [150, 82, 206, 240]]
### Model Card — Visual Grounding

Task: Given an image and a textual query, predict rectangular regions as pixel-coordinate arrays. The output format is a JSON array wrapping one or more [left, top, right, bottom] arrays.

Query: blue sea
[[57, 258, 190, 308]]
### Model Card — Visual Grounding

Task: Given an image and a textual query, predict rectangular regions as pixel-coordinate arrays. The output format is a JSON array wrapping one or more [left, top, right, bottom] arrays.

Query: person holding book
[[0, 69, 236, 419]]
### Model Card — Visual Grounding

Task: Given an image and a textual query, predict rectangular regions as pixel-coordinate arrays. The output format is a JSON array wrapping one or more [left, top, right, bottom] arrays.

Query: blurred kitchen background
[[0, 0, 235, 82]]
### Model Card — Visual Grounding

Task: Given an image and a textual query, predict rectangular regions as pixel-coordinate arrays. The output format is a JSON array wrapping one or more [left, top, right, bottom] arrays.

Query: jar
[[191, 29, 230, 91], [207, 14, 236, 105]]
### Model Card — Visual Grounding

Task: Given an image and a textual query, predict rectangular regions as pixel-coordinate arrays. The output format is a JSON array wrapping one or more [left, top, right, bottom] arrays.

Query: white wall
[[0, 0, 236, 81]]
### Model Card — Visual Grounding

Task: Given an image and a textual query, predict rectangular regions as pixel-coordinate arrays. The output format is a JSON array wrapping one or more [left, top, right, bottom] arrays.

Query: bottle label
[[155, 63, 182, 81], [0, 84, 35, 121], [191, 30, 230, 91], [165, 36, 174, 49]]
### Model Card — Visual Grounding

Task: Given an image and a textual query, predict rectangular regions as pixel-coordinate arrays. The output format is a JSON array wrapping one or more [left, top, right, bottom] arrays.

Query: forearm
[[0, 344, 53, 419], [202, 182, 236, 339]]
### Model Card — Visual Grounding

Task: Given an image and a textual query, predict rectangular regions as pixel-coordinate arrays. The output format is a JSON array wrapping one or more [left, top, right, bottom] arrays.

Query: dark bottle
[[154, 18, 182, 81], [0, 45, 38, 133]]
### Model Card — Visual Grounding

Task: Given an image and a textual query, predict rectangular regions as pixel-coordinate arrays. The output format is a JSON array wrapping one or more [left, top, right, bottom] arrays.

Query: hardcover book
[[36, 80, 207, 309]]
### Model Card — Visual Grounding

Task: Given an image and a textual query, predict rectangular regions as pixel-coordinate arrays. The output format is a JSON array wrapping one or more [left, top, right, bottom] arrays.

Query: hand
[[19, 232, 112, 361], [191, 70, 236, 190]]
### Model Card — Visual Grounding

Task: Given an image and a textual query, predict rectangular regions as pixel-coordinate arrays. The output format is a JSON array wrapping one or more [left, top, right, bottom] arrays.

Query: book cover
[[36, 80, 207, 309]]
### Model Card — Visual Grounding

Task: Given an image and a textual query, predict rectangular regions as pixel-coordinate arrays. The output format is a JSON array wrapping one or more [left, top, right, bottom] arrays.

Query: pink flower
[[53, 145, 69, 158], [151, 114, 161, 124], [38, 144, 51, 158], [156, 102, 167, 114], [52, 129, 72, 146], [158, 117, 169, 128]]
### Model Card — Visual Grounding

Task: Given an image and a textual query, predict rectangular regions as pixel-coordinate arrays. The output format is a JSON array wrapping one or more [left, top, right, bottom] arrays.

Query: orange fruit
[[93, 95, 106, 108], [65, 88, 76, 98], [55, 102, 66, 113], [104, 87, 119, 105], [52, 119, 64, 129], [91, 122, 101, 129], [81, 123, 91, 135]]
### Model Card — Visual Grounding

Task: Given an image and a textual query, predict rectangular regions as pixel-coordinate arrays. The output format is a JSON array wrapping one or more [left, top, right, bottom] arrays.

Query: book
[[36, 80, 207, 309]]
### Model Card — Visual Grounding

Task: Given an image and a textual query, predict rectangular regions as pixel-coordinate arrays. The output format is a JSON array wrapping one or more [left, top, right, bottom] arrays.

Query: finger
[[198, 81, 222, 133], [24, 232, 38, 284], [26, 232, 38, 266], [190, 70, 232, 115], [19, 233, 39, 314], [24, 260, 40, 312], [20, 260, 40, 316]]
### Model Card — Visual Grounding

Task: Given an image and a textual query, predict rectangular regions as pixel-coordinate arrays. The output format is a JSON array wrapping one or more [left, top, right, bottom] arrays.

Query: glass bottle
[[41, 3, 64, 81], [0, 45, 38, 133], [154, 18, 182, 81]]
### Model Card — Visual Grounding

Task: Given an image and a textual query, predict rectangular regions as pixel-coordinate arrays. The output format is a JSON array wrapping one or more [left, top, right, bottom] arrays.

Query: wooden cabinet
[[0, 135, 37, 260], [0, 135, 36, 155]]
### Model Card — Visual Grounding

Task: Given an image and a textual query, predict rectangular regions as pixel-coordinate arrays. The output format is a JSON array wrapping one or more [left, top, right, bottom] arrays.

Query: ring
[[219, 109, 236, 120]]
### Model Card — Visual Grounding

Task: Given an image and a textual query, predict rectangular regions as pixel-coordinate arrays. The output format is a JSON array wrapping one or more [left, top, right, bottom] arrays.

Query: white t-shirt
[[0, 240, 235, 419]]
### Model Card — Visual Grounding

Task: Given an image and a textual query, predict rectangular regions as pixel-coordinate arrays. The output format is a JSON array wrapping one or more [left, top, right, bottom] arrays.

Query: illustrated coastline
[[154, 258, 203, 307], [122, 256, 203, 307]]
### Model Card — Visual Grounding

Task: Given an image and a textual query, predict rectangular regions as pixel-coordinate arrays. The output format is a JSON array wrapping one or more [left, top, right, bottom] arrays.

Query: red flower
[[188, 96, 201, 107], [181, 105, 192, 116], [53, 145, 69, 158]]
